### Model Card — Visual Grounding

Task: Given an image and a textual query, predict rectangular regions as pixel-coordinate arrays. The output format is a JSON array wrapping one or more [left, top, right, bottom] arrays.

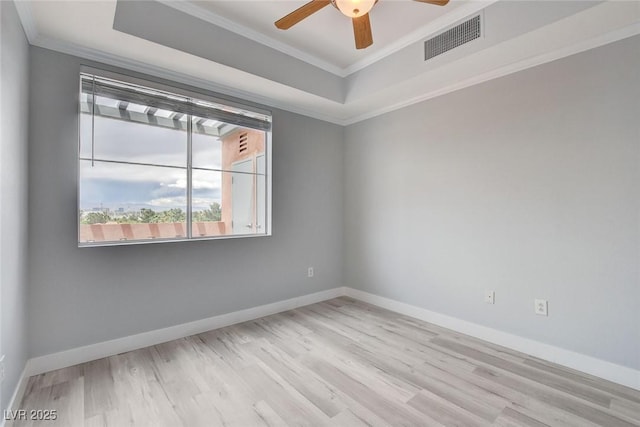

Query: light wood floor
[[12, 297, 640, 426]]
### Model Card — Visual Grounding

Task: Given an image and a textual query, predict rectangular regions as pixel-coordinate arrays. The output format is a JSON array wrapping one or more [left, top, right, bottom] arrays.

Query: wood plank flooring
[[11, 297, 640, 426]]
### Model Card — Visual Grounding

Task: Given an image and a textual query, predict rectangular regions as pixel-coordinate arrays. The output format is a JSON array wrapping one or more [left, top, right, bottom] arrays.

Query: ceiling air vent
[[425, 15, 481, 61]]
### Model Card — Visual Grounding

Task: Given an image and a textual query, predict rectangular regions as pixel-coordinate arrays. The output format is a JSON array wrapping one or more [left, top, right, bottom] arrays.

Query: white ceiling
[[188, 0, 475, 71], [15, 1, 640, 125]]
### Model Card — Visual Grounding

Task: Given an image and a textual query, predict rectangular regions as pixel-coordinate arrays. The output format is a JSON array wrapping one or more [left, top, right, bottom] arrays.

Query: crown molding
[[158, 0, 348, 77], [24, 20, 640, 129], [161, 0, 498, 78], [343, 21, 640, 125], [13, 0, 38, 43], [29, 35, 348, 126], [13, 0, 640, 127]]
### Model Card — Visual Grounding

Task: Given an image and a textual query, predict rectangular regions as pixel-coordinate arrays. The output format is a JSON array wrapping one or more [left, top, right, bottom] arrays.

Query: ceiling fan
[[274, 0, 450, 50]]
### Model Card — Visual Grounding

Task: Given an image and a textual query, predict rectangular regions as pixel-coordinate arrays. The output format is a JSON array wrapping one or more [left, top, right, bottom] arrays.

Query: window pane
[[192, 116, 222, 170], [193, 125, 267, 173], [191, 169, 223, 237], [80, 110, 187, 168], [191, 169, 266, 238], [256, 155, 266, 232], [79, 160, 187, 243], [79, 72, 271, 246]]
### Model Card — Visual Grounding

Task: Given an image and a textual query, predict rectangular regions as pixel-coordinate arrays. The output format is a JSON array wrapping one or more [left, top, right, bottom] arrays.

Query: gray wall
[[344, 36, 640, 369], [1, 0, 30, 411], [14, 13, 640, 385], [27, 47, 344, 357]]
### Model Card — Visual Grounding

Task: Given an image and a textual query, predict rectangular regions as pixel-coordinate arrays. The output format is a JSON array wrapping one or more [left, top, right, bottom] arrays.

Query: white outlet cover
[[534, 299, 548, 316], [308, 267, 314, 278], [484, 290, 495, 304]]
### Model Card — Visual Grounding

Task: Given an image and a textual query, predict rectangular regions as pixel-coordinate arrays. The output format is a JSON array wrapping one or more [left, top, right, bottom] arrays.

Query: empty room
[[1, 0, 639, 425]]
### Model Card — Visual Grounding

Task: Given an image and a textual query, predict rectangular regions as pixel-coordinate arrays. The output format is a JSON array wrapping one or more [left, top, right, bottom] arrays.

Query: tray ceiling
[[188, 0, 474, 71], [15, 0, 640, 124]]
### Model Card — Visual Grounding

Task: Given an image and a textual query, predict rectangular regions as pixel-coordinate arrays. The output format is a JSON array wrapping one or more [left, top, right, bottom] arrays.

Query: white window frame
[[77, 67, 272, 247]]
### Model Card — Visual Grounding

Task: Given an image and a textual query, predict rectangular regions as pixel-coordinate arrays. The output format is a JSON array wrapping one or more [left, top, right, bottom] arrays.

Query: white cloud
[[167, 176, 221, 190], [168, 179, 187, 189], [193, 179, 219, 189]]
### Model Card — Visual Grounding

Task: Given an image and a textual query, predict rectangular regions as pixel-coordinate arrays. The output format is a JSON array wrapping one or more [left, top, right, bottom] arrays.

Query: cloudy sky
[[79, 113, 225, 212]]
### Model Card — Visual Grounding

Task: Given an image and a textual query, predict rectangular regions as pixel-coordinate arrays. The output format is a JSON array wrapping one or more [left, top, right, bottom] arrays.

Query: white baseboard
[[26, 287, 346, 376], [1, 366, 29, 427], [10, 283, 638, 414], [343, 287, 640, 391]]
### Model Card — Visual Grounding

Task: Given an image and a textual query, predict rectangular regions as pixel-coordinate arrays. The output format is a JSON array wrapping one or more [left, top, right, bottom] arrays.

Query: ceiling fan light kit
[[334, 0, 377, 18], [275, 0, 450, 50]]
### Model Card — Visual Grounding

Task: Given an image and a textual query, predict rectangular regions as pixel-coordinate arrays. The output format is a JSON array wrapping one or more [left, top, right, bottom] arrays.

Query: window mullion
[[187, 114, 193, 239], [91, 76, 96, 167]]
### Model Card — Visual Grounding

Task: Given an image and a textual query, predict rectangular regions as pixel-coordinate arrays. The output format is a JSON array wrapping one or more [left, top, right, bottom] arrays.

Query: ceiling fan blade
[[275, 0, 331, 30], [353, 13, 373, 50], [413, 0, 450, 6]]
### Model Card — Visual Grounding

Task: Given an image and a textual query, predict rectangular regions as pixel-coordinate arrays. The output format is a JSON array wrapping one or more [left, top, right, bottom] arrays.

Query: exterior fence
[[79, 221, 226, 243]]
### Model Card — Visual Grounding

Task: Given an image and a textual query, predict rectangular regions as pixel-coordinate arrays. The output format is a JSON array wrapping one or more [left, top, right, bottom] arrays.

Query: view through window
[[78, 72, 271, 246]]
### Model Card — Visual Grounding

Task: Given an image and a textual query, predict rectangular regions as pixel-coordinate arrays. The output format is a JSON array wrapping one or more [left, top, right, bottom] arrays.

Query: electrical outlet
[[484, 290, 495, 304], [535, 299, 548, 316], [0, 354, 5, 383], [308, 267, 314, 278]]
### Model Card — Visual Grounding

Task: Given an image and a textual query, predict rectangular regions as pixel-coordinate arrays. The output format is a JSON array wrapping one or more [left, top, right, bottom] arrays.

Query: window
[[78, 70, 272, 246]]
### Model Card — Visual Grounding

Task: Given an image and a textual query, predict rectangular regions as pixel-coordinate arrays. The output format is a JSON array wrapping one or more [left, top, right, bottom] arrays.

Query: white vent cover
[[425, 15, 481, 61]]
